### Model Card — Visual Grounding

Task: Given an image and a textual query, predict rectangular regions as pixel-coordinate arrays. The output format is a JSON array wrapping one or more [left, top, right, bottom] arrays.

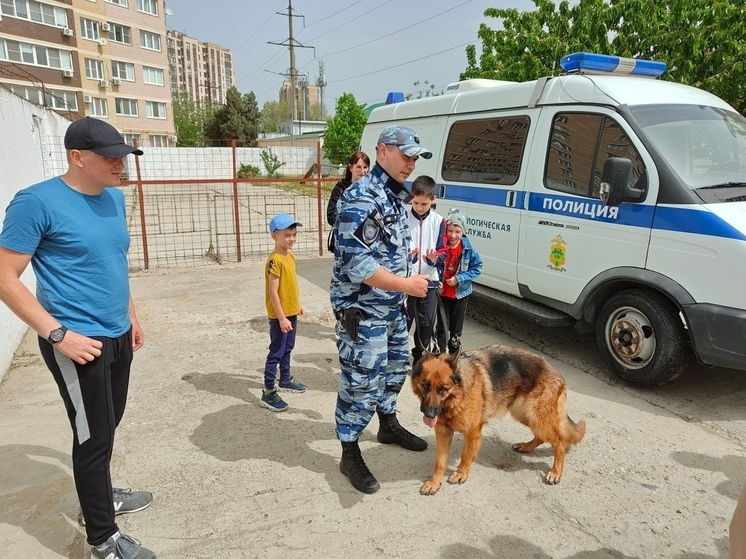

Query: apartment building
[[167, 30, 234, 105], [0, 0, 175, 147], [279, 79, 320, 121]]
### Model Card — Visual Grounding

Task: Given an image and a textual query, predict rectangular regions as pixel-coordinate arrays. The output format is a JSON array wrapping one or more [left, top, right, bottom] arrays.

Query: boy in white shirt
[[406, 175, 446, 364]]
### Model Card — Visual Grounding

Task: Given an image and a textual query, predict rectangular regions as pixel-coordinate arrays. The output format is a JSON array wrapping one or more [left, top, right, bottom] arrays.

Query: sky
[[166, 0, 537, 113]]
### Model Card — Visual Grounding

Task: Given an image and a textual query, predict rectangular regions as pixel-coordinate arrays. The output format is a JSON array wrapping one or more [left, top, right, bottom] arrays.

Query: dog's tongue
[[423, 415, 437, 428]]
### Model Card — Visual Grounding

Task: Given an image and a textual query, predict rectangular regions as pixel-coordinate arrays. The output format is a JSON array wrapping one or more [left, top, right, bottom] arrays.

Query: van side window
[[442, 116, 530, 185], [545, 113, 646, 198]]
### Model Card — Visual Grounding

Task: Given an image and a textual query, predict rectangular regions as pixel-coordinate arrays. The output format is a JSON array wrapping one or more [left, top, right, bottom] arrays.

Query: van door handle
[[506, 190, 517, 207], [437, 184, 446, 198]]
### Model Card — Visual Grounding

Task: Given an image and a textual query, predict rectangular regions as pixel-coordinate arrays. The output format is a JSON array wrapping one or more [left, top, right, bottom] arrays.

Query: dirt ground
[[0, 258, 742, 558]]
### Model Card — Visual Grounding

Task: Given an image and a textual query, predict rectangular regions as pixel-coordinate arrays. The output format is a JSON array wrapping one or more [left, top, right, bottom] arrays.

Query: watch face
[[49, 328, 65, 343]]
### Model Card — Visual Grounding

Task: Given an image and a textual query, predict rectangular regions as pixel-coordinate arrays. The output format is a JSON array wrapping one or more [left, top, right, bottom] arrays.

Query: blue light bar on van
[[560, 52, 667, 78], [386, 91, 405, 104]]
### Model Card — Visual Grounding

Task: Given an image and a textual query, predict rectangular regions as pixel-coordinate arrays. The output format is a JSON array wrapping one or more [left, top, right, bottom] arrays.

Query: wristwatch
[[47, 326, 68, 344]]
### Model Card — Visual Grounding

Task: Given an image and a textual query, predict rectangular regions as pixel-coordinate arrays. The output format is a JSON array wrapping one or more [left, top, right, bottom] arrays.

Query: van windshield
[[630, 104, 746, 192]]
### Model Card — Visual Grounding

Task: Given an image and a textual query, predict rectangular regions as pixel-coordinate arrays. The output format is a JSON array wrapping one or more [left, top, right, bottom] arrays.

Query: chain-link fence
[[97, 139, 345, 270]]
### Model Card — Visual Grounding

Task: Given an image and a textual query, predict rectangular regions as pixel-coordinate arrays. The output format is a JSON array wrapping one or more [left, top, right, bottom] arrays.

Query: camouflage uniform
[[330, 163, 412, 442]]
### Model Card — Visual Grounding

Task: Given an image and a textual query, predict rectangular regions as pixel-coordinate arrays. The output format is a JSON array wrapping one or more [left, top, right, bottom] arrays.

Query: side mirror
[[599, 157, 632, 206], [599, 157, 646, 206]]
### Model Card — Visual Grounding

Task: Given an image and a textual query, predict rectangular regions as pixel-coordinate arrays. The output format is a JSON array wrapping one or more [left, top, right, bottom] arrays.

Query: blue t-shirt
[[0, 176, 131, 337]]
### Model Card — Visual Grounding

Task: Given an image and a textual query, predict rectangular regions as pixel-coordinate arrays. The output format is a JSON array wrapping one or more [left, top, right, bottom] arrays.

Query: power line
[[296, 0, 366, 32], [300, 0, 473, 70], [328, 40, 478, 86], [236, 49, 287, 87], [298, 0, 394, 43], [231, 0, 287, 54], [234, 0, 298, 87]]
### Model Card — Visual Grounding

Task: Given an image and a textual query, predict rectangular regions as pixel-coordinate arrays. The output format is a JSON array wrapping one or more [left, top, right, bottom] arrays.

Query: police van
[[361, 52, 746, 386]]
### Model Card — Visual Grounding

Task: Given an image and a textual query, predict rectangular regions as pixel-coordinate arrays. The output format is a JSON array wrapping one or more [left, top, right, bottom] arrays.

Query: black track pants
[[39, 329, 132, 546]]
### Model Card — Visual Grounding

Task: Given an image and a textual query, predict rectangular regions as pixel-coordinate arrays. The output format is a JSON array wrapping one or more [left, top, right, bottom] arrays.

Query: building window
[[150, 134, 168, 147], [115, 98, 138, 116], [43, 88, 77, 110], [111, 60, 135, 81], [85, 58, 104, 80], [105, 0, 128, 6], [6, 83, 77, 110], [442, 116, 530, 185], [1, 0, 68, 28], [1, 38, 73, 70], [123, 133, 141, 146], [140, 30, 161, 51], [108, 23, 131, 45], [142, 65, 164, 85], [89, 97, 108, 117], [146, 100, 166, 119], [80, 18, 100, 41], [137, 0, 157, 15]]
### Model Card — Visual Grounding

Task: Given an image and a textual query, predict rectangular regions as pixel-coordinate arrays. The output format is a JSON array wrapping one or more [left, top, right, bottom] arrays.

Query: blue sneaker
[[260, 390, 288, 412], [278, 377, 307, 393]]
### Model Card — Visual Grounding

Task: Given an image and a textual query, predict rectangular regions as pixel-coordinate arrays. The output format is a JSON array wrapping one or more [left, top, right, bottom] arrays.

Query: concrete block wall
[[0, 91, 71, 382], [133, 145, 324, 181]]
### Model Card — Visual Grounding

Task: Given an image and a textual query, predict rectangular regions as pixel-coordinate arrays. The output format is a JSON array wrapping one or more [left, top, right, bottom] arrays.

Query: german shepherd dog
[[411, 345, 586, 495]]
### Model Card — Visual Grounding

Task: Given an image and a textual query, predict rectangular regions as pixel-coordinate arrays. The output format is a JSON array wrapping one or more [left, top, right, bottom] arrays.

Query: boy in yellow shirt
[[261, 213, 307, 411]]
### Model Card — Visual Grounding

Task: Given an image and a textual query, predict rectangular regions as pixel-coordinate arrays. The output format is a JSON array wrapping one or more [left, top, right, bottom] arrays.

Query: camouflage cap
[[377, 125, 433, 159]]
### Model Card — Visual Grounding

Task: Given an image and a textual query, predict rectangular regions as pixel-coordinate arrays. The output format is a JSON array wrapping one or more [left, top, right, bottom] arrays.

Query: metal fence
[[115, 140, 341, 271]]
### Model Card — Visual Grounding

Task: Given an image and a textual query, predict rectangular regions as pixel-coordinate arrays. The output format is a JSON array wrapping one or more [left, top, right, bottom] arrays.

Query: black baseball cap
[[64, 117, 144, 157]]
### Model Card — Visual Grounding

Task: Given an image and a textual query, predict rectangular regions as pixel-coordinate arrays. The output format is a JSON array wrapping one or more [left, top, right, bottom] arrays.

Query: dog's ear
[[445, 346, 462, 367], [451, 371, 462, 385], [411, 359, 422, 379]]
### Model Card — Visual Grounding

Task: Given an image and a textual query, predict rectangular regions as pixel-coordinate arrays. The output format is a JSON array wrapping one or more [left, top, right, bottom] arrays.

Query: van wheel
[[596, 289, 687, 386]]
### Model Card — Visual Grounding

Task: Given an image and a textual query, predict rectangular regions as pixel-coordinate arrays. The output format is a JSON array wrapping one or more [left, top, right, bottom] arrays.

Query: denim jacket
[[435, 234, 483, 299]]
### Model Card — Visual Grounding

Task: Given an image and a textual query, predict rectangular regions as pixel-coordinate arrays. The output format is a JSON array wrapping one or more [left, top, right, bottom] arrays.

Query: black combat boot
[[377, 411, 428, 451], [340, 441, 380, 494]]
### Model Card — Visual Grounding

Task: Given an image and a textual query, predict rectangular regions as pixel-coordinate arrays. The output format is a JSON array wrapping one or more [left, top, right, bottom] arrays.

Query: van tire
[[596, 289, 687, 386]]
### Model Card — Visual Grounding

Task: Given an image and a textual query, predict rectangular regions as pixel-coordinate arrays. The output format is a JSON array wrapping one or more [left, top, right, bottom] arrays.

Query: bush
[[261, 148, 286, 178], [237, 163, 261, 179]]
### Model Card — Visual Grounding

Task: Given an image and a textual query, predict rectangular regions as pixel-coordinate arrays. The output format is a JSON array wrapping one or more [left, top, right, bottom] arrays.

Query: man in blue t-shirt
[[0, 118, 155, 559]]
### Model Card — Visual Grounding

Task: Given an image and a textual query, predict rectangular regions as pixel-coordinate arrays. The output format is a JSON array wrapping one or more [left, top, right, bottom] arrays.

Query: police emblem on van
[[548, 235, 567, 271]]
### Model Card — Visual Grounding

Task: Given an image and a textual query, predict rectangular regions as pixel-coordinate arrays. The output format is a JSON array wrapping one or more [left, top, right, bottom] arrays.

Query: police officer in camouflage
[[330, 125, 432, 494]]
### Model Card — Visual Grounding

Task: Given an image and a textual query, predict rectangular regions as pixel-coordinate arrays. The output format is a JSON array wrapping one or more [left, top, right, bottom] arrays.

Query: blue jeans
[[263, 315, 297, 389]]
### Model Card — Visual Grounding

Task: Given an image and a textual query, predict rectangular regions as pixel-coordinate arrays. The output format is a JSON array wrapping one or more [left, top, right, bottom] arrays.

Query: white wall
[[0, 98, 334, 381], [132, 145, 323, 180], [0, 91, 70, 382]]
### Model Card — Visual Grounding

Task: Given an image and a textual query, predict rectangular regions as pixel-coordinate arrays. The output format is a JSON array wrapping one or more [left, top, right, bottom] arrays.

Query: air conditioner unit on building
[[83, 95, 92, 103], [98, 38, 107, 46], [99, 79, 109, 88], [111, 77, 121, 86], [101, 22, 111, 31], [169, 135, 178, 142], [62, 69, 74, 78], [62, 27, 74, 37]]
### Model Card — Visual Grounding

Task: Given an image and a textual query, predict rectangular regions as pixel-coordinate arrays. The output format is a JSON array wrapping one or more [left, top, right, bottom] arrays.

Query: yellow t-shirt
[[265, 250, 300, 319]]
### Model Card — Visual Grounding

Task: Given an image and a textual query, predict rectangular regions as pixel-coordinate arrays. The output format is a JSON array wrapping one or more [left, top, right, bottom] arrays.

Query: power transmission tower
[[268, 0, 313, 144]]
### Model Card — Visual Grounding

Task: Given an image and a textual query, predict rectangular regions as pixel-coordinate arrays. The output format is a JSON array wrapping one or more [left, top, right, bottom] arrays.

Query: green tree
[[205, 86, 259, 145], [172, 90, 209, 146], [324, 93, 367, 165], [462, 0, 746, 114], [306, 103, 325, 121], [259, 100, 291, 134]]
